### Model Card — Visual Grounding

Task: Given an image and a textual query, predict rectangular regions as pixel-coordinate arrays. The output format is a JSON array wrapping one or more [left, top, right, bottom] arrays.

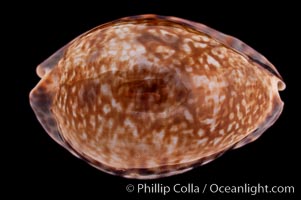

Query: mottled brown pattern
[[30, 15, 285, 179]]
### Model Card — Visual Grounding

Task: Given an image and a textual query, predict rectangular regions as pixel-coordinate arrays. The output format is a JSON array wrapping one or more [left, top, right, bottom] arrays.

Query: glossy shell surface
[[30, 15, 285, 179]]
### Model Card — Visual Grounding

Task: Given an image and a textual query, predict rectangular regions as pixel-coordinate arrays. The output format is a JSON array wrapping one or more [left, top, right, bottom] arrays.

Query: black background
[[10, 1, 299, 199]]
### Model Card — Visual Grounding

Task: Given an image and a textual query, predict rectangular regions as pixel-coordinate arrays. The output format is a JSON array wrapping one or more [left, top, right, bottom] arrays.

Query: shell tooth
[[30, 14, 285, 179]]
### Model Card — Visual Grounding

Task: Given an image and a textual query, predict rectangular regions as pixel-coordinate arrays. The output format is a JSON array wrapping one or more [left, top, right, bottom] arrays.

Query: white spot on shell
[[185, 66, 193, 72], [191, 35, 202, 41], [227, 123, 233, 132], [213, 137, 222, 145], [156, 46, 175, 58], [103, 104, 111, 114], [72, 102, 78, 112], [219, 129, 225, 135], [96, 125, 103, 139], [157, 130, 165, 140], [194, 42, 207, 48], [71, 86, 76, 94], [182, 43, 191, 53], [89, 115, 96, 129], [97, 115, 103, 122], [229, 112, 234, 120], [110, 62, 118, 71], [125, 118, 135, 129], [136, 44, 146, 54], [132, 129, 138, 137], [210, 124, 217, 132], [197, 129, 205, 137], [108, 118, 114, 129], [203, 118, 215, 125], [101, 84, 111, 96], [197, 138, 208, 145], [171, 137, 178, 145], [213, 107, 219, 115], [170, 125, 178, 132], [192, 75, 209, 87], [202, 36, 209, 42], [108, 50, 118, 56], [111, 98, 122, 112], [81, 132, 87, 140], [124, 118, 138, 138], [198, 57, 204, 64], [167, 144, 175, 154], [235, 123, 240, 130], [184, 110, 193, 122], [231, 91, 237, 96]]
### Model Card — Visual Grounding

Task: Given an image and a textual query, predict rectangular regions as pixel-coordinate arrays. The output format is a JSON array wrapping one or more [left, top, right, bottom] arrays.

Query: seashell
[[30, 15, 285, 179]]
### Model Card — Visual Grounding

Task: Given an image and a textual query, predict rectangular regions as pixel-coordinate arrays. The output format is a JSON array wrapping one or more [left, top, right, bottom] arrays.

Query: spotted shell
[[30, 15, 285, 179]]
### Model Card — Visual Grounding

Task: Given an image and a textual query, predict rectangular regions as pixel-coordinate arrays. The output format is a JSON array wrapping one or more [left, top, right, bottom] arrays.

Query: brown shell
[[30, 14, 285, 179]]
